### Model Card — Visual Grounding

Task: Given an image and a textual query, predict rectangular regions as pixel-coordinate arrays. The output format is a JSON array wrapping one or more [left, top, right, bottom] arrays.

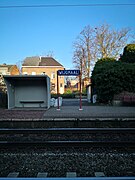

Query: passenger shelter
[[4, 75, 50, 109]]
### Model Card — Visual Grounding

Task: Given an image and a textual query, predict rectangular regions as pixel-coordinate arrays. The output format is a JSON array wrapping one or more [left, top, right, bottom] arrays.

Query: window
[[51, 83, 55, 92], [23, 72, 27, 75], [32, 72, 36, 75], [51, 72, 55, 79], [60, 83, 63, 88]]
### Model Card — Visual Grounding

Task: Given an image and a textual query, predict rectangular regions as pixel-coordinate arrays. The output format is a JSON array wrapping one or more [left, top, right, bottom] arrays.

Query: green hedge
[[51, 93, 75, 99], [91, 60, 135, 103], [51, 92, 86, 99], [120, 44, 135, 63]]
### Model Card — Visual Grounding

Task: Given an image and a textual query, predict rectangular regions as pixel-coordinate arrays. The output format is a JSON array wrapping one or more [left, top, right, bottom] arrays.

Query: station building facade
[[21, 56, 65, 94], [0, 64, 20, 92]]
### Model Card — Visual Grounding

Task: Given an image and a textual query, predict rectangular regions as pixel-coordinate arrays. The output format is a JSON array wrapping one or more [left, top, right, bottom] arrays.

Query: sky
[[0, 0, 135, 69]]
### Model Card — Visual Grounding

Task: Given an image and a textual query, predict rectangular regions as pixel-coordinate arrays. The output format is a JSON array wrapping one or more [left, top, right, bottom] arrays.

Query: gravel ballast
[[0, 147, 135, 177]]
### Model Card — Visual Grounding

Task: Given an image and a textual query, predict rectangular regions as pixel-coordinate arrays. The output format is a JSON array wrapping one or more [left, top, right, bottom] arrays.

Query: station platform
[[43, 105, 135, 119], [0, 99, 135, 121]]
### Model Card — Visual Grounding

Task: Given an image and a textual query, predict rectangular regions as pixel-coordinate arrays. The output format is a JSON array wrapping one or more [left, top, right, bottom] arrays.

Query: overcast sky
[[0, 0, 135, 69]]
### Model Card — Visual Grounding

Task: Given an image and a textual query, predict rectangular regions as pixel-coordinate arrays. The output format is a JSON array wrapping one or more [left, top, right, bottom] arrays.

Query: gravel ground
[[1, 133, 135, 141], [0, 109, 45, 119], [0, 147, 135, 177]]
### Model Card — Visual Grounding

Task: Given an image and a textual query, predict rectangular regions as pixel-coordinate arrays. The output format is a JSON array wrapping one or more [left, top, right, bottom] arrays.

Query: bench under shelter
[[4, 75, 50, 109]]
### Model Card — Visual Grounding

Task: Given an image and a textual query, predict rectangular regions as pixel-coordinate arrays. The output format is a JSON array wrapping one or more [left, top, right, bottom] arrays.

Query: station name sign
[[57, 69, 80, 76]]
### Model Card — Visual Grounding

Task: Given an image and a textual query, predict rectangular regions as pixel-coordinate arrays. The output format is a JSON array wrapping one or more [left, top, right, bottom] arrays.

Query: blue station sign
[[57, 69, 80, 76]]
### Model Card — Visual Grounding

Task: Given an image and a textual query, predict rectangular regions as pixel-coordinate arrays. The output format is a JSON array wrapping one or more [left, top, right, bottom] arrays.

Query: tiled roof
[[22, 56, 40, 66], [7, 65, 14, 71], [39, 57, 63, 66], [22, 56, 63, 67], [0, 64, 15, 71]]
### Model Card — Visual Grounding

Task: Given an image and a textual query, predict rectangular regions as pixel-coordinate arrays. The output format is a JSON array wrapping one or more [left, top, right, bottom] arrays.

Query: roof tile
[[22, 56, 63, 67]]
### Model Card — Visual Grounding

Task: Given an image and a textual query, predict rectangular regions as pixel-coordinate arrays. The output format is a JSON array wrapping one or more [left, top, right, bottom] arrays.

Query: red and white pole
[[57, 71, 60, 110], [79, 74, 83, 111]]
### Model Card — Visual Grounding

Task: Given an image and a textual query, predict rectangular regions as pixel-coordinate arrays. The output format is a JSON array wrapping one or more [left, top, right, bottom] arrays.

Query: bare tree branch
[[73, 23, 132, 78]]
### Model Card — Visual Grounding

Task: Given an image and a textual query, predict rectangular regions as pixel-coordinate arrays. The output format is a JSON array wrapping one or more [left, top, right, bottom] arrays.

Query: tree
[[0, 74, 6, 93], [119, 44, 135, 63], [73, 26, 96, 79], [91, 59, 135, 103], [73, 23, 132, 78], [95, 24, 130, 59]]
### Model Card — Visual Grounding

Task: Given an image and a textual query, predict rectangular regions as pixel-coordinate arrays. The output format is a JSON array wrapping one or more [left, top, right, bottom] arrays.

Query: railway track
[[1, 140, 135, 147], [0, 128, 135, 147], [0, 127, 135, 133], [1, 128, 135, 178]]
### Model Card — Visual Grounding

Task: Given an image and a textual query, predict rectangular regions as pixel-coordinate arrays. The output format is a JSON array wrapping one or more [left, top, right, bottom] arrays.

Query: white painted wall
[[4, 75, 50, 109]]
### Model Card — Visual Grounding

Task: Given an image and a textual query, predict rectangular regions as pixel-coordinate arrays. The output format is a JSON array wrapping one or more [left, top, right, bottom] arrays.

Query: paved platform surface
[[43, 105, 135, 119], [43, 99, 135, 119], [0, 99, 135, 120]]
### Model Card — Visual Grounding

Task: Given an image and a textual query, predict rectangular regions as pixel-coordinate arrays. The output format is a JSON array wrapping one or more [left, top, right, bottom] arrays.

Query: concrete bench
[[20, 100, 44, 107]]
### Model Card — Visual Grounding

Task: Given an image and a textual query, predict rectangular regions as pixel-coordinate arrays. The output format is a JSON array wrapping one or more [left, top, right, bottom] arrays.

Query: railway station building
[[21, 56, 65, 94]]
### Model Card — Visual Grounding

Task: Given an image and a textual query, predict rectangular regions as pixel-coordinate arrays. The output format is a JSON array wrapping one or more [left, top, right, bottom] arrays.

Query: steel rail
[[0, 140, 135, 147], [0, 128, 135, 134], [1, 128, 135, 147]]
